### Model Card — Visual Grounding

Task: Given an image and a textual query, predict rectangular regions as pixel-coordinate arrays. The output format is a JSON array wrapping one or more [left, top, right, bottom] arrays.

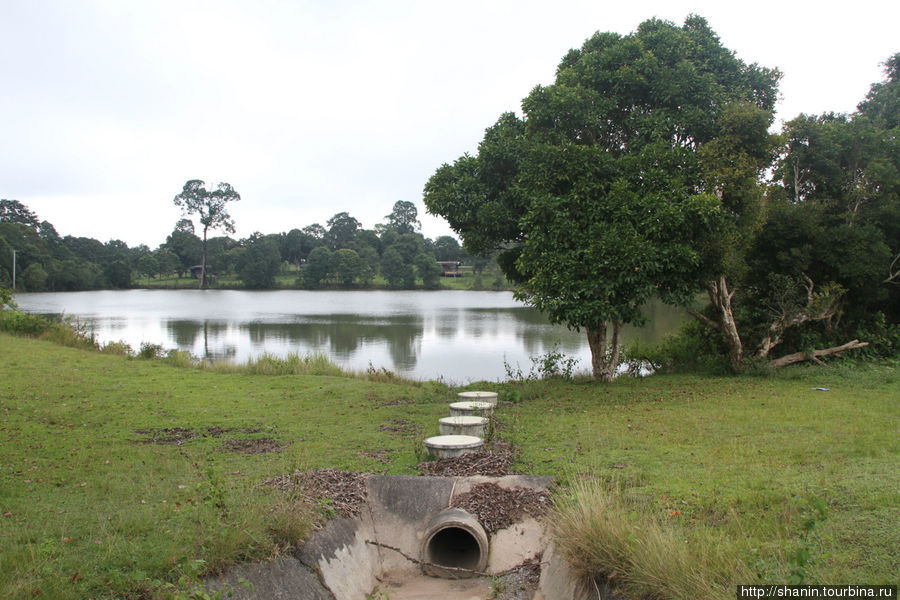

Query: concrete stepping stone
[[449, 401, 494, 418], [423, 435, 484, 459], [438, 416, 489, 437], [456, 391, 498, 406]]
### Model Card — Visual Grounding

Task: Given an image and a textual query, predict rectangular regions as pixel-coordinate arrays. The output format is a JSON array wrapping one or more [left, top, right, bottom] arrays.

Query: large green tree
[[382, 200, 421, 235], [425, 16, 779, 380], [325, 212, 361, 250], [238, 234, 281, 289], [0, 200, 40, 228], [173, 180, 240, 288]]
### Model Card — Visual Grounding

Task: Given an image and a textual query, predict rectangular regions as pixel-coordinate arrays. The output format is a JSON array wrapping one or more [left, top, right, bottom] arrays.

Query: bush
[[504, 345, 580, 381], [137, 342, 165, 360], [624, 319, 733, 375], [101, 340, 134, 356]]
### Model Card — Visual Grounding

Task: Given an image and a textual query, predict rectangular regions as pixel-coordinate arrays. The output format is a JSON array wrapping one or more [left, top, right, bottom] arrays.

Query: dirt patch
[[378, 418, 419, 437], [376, 396, 413, 408], [206, 426, 264, 437], [133, 427, 197, 445], [451, 482, 551, 534], [494, 555, 542, 600], [134, 425, 271, 446], [262, 468, 369, 518], [418, 441, 516, 477], [220, 438, 284, 454], [357, 450, 392, 464]]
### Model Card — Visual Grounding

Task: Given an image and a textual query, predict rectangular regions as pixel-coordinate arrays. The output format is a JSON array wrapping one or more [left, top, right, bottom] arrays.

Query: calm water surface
[[14, 290, 683, 382]]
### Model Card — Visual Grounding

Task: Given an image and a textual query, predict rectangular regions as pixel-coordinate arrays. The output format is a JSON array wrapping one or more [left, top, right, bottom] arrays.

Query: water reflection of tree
[[167, 320, 203, 347], [435, 308, 462, 339], [166, 320, 232, 359], [478, 300, 685, 356], [242, 314, 423, 370]]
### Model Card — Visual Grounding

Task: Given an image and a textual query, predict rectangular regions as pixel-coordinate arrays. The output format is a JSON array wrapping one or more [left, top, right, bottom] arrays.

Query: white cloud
[[2, 0, 896, 246]]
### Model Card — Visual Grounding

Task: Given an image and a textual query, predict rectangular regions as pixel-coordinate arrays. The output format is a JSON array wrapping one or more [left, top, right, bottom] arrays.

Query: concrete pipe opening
[[421, 508, 488, 578]]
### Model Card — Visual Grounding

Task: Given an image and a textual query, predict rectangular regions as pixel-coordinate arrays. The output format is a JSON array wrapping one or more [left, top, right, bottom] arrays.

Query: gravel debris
[[451, 482, 551, 534], [262, 468, 369, 518], [418, 441, 516, 477], [494, 555, 543, 600]]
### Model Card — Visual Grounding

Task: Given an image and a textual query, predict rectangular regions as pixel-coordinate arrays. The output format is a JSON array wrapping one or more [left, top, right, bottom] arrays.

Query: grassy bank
[[131, 271, 514, 291], [1, 333, 897, 598], [503, 368, 899, 588], [0, 333, 449, 598]]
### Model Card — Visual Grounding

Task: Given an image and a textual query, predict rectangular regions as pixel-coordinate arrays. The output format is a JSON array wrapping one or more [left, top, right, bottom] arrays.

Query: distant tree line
[[0, 197, 491, 292]]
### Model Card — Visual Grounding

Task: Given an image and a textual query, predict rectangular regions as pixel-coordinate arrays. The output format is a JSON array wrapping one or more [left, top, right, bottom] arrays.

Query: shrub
[[101, 340, 134, 356], [137, 342, 165, 360]]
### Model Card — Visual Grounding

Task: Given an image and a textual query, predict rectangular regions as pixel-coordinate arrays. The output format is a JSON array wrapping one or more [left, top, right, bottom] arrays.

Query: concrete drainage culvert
[[207, 474, 608, 600]]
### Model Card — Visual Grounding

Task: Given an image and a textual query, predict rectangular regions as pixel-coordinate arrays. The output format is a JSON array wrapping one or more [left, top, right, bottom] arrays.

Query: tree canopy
[[425, 16, 779, 380], [173, 180, 240, 288]]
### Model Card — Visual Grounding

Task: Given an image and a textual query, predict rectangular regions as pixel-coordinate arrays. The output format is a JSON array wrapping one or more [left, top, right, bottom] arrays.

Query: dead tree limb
[[885, 253, 900, 285], [755, 275, 845, 359], [768, 339, 869, 368]]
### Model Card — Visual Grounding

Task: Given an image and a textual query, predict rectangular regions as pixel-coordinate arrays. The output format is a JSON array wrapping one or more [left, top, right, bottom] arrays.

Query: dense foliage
[[0, 197, 485, 293], [425, 16, 781, 379], [425, 19, 898, 376]]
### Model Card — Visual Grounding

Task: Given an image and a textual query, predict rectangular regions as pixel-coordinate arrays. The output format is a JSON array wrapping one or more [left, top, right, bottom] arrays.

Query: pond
[[13, 289, 684, 382]]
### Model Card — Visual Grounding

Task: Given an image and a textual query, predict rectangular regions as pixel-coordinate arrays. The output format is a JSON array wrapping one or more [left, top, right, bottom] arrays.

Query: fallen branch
[[768, 339, 869, 368]]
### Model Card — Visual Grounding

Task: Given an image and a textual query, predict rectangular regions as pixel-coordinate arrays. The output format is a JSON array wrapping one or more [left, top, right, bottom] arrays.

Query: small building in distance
[[438, 261, 462, 277]]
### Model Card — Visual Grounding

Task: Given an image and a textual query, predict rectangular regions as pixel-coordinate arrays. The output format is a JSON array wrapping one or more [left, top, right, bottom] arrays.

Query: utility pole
[[11, 249, 15, 290]]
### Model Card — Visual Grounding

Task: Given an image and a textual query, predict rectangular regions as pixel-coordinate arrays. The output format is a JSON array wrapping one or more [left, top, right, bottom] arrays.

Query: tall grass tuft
[[0, 309, 97, 350], [231, 352, 346, 377], [550, 479, 751, 600]]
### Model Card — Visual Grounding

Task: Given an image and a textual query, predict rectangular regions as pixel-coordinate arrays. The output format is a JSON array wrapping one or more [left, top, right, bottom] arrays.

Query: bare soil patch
[[220, 438, 284, 454], [378, 418, 419, 437], [358, 450, 393, 464], [133, 427, 197, 445], [133, 425, 275, 448]]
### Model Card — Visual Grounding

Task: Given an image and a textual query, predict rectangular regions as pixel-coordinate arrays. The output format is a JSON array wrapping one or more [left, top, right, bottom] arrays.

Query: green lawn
[[503, 370, 899, 584], [1, 333, 897, 598]]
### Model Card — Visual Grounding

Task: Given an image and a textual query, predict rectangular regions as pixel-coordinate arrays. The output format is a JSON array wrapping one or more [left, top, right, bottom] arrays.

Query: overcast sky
[[2, 0, 897, 248]]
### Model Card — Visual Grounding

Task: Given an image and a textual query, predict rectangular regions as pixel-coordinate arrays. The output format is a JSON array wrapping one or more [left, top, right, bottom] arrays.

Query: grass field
[[1, 332, 897, 598]]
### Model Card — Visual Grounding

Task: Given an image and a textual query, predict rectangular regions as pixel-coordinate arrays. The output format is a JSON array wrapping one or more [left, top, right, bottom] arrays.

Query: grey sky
[[2, 0, 897, 248]]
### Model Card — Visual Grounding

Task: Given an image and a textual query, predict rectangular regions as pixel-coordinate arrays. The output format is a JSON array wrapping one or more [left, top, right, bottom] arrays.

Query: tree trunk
[[586, 321, 622, 382], [699, 276, 743, 371], [769, 339, 869, 368], [200, 227, 209, 289]]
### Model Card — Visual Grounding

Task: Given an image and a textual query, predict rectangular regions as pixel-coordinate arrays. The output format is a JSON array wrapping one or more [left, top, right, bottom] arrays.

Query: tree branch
[[885, 253, 900, 285], [687, 308, 720, 332], [768, 339, 869, 368]]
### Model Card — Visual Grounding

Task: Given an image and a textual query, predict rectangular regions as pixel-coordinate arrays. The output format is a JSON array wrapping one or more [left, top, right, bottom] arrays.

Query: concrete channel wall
[[207, 474, 605, 600]]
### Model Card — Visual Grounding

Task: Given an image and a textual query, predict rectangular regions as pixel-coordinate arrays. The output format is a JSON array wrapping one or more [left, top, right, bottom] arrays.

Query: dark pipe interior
[[425, 527, 482, 570]]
